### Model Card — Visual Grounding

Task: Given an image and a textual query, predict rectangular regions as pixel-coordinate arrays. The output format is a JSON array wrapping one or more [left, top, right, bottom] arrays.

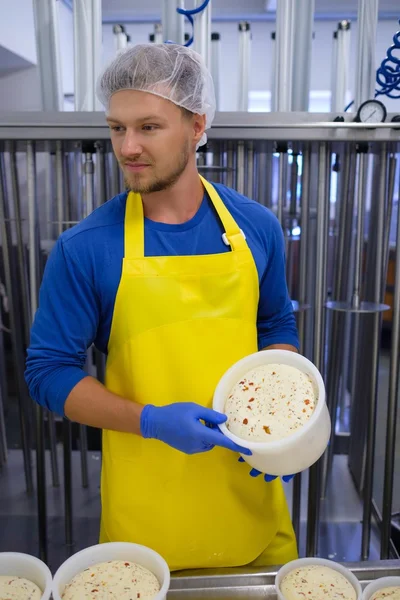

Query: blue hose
[[165, 0, 211, 47], [375, 20, 400, 99], [345, 18, 400, 111]]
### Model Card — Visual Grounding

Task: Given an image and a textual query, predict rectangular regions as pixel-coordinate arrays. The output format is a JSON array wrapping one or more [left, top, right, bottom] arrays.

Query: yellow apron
[[101, 176, 297, 570]]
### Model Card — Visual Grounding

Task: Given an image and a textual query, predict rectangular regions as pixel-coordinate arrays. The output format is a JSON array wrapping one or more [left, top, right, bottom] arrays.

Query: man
[[26, 43, 299, 570]]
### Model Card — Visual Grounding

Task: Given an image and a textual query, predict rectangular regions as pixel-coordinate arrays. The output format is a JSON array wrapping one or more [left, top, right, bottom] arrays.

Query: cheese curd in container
[[52, 543, 170, 600], [275, 558, 362, 600], [213, 349, 330, 476], [362, 577, 400, 600], [0, 553, 52, 600]]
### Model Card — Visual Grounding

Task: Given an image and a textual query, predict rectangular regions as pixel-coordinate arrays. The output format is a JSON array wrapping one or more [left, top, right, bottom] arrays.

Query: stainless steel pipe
[[306, 143, 329, 556], [362, 146, 388, 560], [381, 158, 400, 559]]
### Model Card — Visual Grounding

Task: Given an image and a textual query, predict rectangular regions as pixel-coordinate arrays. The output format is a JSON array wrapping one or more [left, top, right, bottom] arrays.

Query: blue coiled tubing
[[164, 0, 211, 47], [376, 19, 400, 99]]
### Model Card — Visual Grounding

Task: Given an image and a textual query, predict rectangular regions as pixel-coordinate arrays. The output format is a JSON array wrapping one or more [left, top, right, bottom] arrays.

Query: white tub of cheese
[[213, 349, 330, 476], [52, 543, 170, 600], [362, 576, 400, 600], [275, 557, 362, 600], [0, 552, 52, 600]]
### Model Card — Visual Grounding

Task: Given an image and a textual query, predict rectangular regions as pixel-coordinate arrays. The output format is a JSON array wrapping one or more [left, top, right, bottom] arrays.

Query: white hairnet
[[96, 43, 216, 148]]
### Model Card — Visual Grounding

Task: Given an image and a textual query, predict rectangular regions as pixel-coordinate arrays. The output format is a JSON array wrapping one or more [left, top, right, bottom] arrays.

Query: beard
[[123, 144, 190, 194]]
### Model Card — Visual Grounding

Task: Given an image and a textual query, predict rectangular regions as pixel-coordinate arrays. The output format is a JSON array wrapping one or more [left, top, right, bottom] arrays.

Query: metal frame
[[1, 114, 400, 561], [168, 561, 400, 597], [0, 113, 399, 145]]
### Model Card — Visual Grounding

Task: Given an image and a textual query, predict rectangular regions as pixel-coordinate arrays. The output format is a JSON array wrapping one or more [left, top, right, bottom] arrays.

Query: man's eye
[[142, 125, 158, 131], [111, 126, 124, 132]]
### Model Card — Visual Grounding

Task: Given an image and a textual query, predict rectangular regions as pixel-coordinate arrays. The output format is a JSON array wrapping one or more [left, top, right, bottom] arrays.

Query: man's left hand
[[238, 457, 294, 483]]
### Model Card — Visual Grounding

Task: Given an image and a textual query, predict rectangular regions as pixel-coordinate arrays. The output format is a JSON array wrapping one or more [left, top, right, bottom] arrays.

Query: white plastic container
[[362, 576, 400, 599], [213, 349, 331, 476], [0, 552, 52, 600], [52, 542, 170, 600], [275, 557, 362, 600]]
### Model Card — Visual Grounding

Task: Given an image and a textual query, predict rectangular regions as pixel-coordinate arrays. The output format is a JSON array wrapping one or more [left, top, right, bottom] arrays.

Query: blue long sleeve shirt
[[25, 182, 299, 416]]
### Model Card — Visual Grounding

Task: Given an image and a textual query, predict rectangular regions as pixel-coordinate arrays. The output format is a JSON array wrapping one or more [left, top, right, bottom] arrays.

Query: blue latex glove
[[238, 457, 294, 483], [141, 403, 253, 456]]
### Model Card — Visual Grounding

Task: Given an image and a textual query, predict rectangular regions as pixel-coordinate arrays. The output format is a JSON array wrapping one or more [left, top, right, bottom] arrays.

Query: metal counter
[[169, 561, 400, 598]]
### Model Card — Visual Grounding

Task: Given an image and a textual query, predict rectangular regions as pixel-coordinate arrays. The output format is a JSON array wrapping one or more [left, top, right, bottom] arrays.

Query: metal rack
[[0, 111, 399, 564], [168, 561, 400, 598]]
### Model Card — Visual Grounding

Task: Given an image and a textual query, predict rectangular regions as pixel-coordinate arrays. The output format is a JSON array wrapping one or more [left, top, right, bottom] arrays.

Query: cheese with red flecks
[[280, 565, 356, 600], [371, 588, 400, 599], [0, 576, 42, 600], [62, 561, 160, 600], [225, 363, 316, 442]]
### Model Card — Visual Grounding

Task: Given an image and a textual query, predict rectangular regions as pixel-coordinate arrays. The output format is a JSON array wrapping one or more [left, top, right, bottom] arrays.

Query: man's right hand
[[140, 402, 252, 456]]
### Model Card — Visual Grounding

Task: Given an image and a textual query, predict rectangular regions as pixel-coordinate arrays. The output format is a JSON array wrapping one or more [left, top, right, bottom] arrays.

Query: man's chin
[[124, 173, 150, 193]]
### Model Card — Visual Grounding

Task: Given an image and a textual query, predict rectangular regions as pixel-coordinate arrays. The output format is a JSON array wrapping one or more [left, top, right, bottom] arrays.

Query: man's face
[[107, 90, 205, 194]]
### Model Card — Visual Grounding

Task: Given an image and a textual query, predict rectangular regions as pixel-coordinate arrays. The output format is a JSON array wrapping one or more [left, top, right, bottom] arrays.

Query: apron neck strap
[[198, 176, 247, 251], [124, 176, 247, 258]]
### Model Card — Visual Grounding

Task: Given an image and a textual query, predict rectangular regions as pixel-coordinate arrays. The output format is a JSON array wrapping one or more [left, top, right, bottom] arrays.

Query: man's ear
[[193, 114, 207, 146]]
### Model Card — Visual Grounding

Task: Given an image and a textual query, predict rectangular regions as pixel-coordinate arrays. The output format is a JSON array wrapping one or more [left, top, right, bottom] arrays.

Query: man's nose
[[120, 130, 143, 157]]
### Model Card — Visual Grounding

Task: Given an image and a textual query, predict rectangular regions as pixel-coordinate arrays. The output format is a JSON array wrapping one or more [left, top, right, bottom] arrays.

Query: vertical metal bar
[[4, 149, 33, 495], [74, 0, 102, 111], [95, 142, 106, 208], [362, 145, 387, 560], [153, 23, 163, 44], [382, 156, 397, 294], [256, 144, 269, 208], [211, 33, 221, 111], [271, 32, 277, 112], [63, 417, 74, 554], [354, 0, 379, 109], [246, 142, 254, 200], [352, 153, 368, 309], [236, 142, 245, 195], [162, 0, 184, 44], [56, 141, 64, 231], [113, 24, 128, 51], [79, 424, 89, 488], [331, 31, 338, 112], [286, 154, 299, 295], [84, 151, 94, 217], [294, 148, 311, 539], [297, 147, 311, 354], [42, 143, 65, 489], [381, 159, 400, 559], [193, 0, 211, 70], [275, 0, 295, 111], [110, 153, 120, 198], [26, 141, 47, 561], [238, 22, 251, 111], [265, 151, 273, 209], [323, 149, 357, 492], [36, 401, 47, 563], [0, 406, 6, 468], [32, 0, 63, 111], [64, 151, 72, 225], [291, 0, 315, 111], [11, 144, 57, 500], [292, 126, 308, 540], [332, 21, 351, 112], [47, 412, 59, 487], [7, 143, 31, 346], [0, 319, 7, 466], [226, 142, 234, 189], [306, 142, 329, 557], [289, 154, 299, 218], [56, 140, 74, 550], [277, 153, 288, 225]]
